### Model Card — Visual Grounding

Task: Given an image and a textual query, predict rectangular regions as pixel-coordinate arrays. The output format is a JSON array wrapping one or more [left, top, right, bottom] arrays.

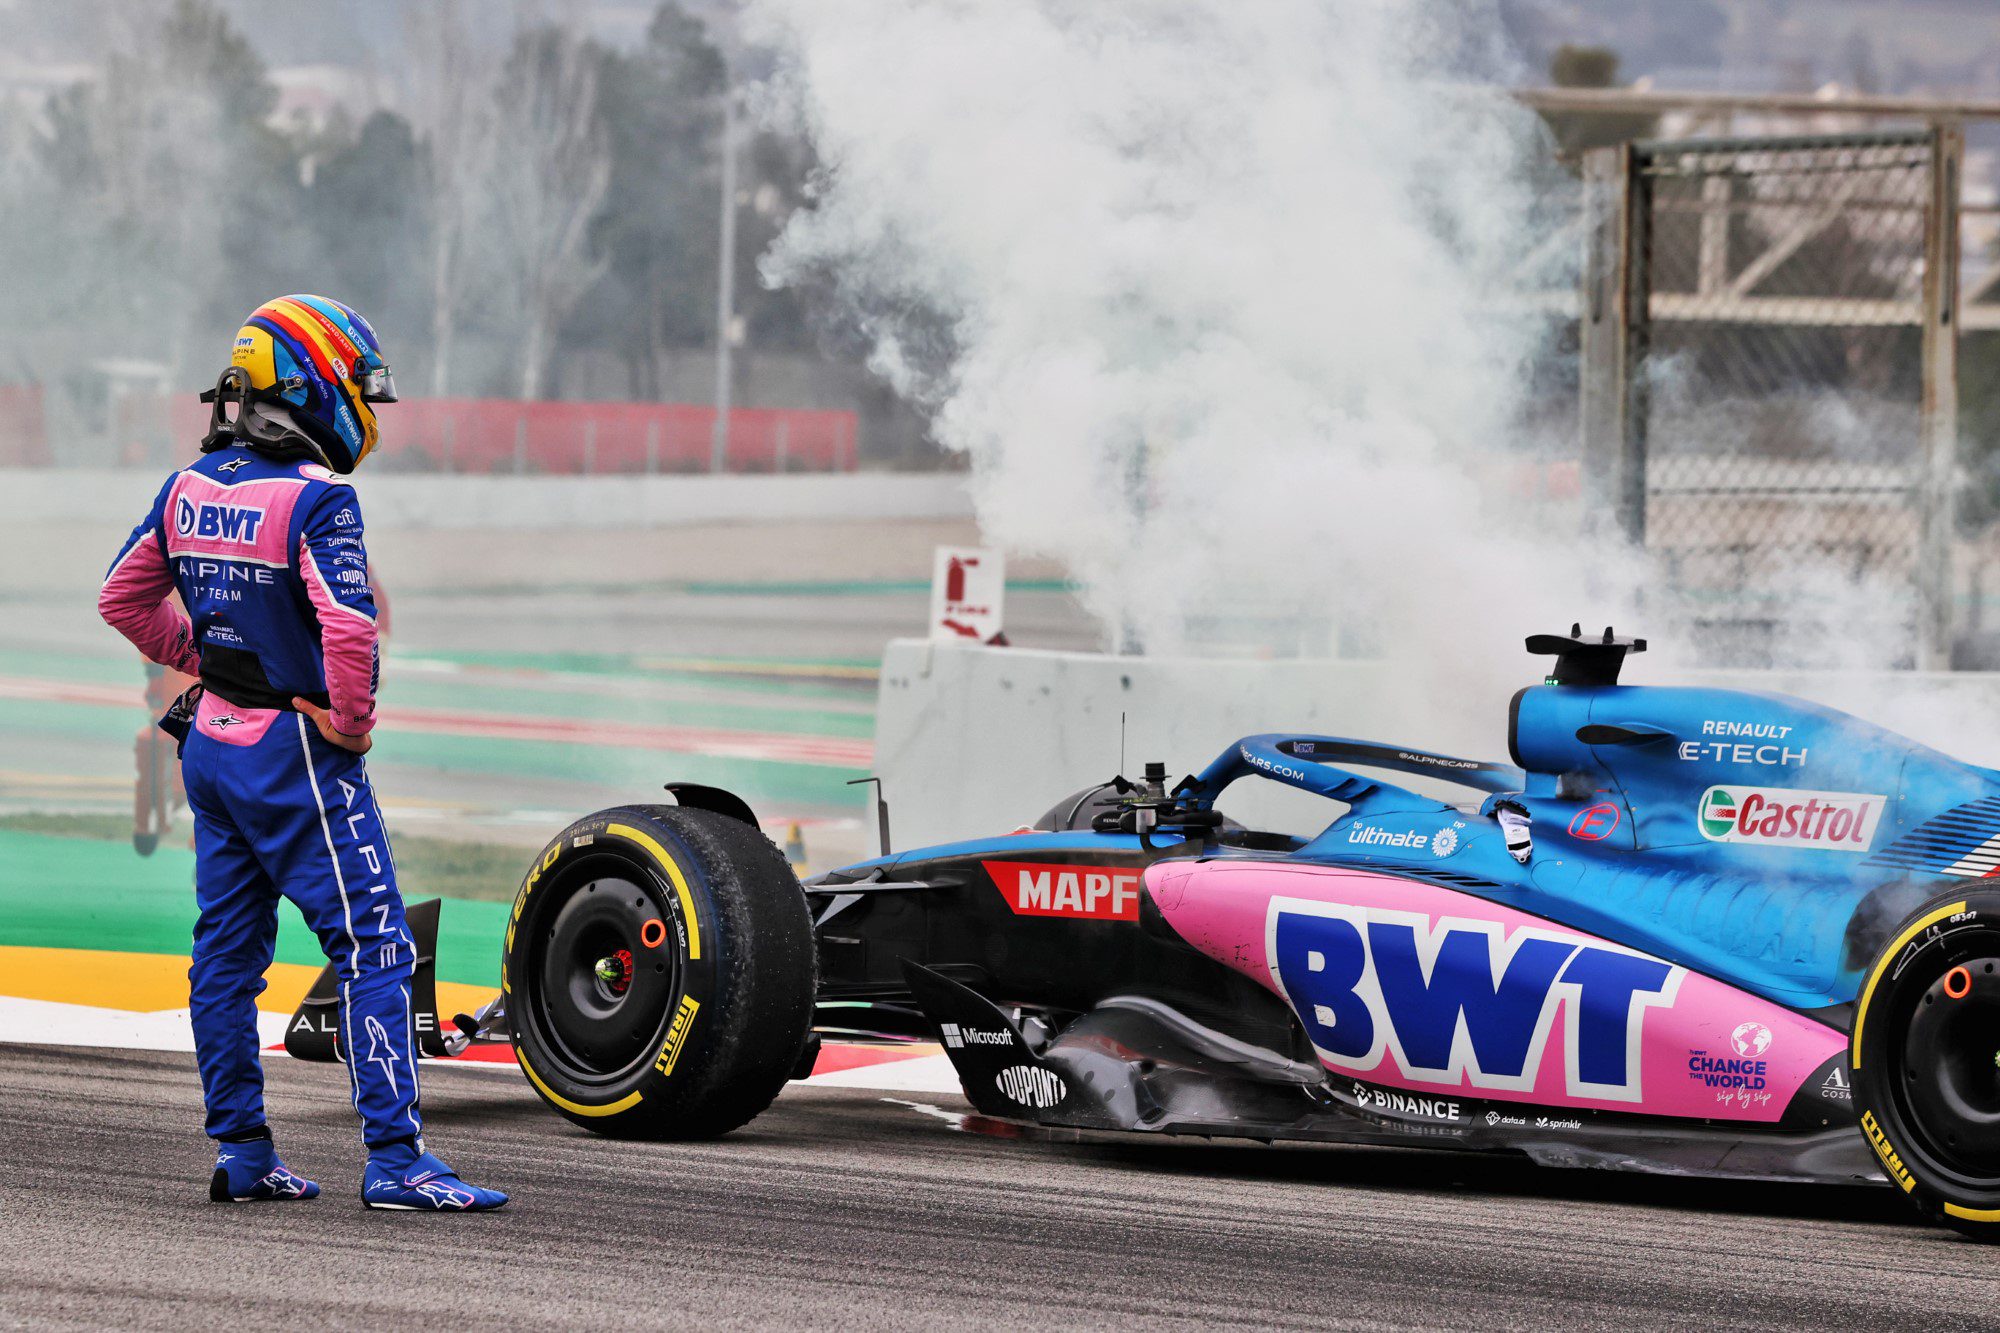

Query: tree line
[[0, 0, 818, 403]]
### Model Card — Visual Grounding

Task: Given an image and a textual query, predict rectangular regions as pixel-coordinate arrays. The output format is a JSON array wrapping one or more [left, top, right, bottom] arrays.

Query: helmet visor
[[358, 364, 398, 404]]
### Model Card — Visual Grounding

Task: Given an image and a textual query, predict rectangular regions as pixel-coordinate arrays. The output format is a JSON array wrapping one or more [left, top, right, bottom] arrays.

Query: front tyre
[[506, 805, 816, 1139], [1851, 889, 2000, 1240]]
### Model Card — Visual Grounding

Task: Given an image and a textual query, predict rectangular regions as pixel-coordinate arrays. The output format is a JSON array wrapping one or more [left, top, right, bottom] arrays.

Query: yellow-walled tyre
[[1851, 889, 2000, 1241], [506, 805, 816, 1139]]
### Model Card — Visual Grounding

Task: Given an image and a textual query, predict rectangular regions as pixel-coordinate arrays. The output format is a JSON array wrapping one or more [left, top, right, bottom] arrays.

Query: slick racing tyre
[[507, 805, 816, 1139], [1851, 888, 2000, 1240]]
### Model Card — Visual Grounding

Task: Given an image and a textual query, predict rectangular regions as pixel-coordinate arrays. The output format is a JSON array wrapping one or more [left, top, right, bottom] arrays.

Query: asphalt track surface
[[3, 1046, 1996, 1330]]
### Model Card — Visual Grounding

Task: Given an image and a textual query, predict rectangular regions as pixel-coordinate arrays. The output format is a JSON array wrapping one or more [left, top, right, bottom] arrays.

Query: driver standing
[[98, 295, 506, 1211]]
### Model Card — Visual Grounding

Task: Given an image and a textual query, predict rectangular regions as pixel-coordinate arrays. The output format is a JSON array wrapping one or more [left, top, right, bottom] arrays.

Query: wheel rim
[[525, 860, 683, 1086], [1894, 952, 2000, 1179]]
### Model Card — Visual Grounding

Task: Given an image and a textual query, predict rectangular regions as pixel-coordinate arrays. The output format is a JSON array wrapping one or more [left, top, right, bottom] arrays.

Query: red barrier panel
[[76, 391, 862, 474], [0, 385, 50, 466], [379, 398, 859, 475]]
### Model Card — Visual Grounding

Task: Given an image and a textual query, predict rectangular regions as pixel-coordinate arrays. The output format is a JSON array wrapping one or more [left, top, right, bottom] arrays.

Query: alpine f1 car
[[290, 627, 2000, 1239]]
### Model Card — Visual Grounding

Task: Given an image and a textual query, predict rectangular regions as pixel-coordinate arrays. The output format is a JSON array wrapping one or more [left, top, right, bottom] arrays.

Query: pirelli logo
[[655, 995, 700, 1077], [1861, 1109, 1915, 1192]]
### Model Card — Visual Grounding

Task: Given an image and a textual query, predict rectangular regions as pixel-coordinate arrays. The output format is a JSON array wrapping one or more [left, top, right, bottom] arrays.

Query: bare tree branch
[[402, 0, 503, 397], [489, 21, 613, 400]]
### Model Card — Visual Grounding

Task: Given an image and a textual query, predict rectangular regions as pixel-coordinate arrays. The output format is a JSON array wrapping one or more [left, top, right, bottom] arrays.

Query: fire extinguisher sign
[[929, 546, 1005, 644]]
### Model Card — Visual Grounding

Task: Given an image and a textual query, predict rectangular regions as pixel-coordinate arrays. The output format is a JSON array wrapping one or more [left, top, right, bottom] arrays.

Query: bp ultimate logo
[[1267, 900, 1683, 1102], [1696, 786, 1885, 852]]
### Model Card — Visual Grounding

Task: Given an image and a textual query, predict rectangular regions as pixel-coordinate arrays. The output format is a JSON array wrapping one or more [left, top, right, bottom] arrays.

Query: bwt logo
[[1268, 900, 1683, 1102], [175, 496, 267, 545]]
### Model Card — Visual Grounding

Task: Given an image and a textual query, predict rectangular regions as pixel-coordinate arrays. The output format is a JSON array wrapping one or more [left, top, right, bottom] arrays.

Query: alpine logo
[[982, 861, 1140, 921], [995, 1064, 1066, 1109], [1269, 900, 1683, 1102], [1697, 786, 1886, 852], [175, 496, 267, 545], [940, 1022, 1012, 1049]]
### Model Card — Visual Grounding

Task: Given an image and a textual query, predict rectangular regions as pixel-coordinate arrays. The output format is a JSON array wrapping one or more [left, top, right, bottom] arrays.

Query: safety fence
[[1581, 127, 1959, 666], [371, 399, 859, 474], [6, 391, 859, 474]]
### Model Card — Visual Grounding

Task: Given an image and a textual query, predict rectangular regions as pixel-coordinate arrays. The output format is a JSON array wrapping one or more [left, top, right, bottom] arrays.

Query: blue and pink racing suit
[[98, 444, 424, 1155]]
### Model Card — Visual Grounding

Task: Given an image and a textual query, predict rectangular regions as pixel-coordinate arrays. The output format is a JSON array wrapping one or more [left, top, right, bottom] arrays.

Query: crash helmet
[[200, 294, 398, 473]]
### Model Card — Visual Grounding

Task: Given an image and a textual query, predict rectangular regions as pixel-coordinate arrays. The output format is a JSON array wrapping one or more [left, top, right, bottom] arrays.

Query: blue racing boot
[[210, 1138, 320, 1202], [362, 1143, 508, 1212]]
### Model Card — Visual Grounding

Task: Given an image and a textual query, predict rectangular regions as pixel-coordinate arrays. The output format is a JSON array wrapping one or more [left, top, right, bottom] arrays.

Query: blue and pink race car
[[319, 627, 2000, 1239]]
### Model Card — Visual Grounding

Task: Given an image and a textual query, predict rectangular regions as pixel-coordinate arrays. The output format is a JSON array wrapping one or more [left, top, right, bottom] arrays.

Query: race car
[[290, 626, 2000, 1239]]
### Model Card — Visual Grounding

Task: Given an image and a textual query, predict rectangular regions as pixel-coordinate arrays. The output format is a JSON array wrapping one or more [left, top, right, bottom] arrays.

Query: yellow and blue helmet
[[204, 294, 397, 473]]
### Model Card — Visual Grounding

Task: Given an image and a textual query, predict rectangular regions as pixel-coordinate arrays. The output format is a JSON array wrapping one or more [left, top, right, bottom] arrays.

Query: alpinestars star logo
[[363, 1015, 401, 1095], [216, 457, 252, 474], [403, 1172, 475, 1209], [366, 1174, 475, 1210], [208, 714, 243, 730], [258, 1167, 312, 1198]]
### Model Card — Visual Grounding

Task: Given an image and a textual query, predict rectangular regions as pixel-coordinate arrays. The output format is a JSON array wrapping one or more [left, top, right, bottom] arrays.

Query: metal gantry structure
[[1537, 88, 2000, 669]]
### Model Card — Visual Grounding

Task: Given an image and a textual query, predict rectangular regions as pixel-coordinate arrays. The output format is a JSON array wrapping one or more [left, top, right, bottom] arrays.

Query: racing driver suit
[[98, 445, 423, 1164]]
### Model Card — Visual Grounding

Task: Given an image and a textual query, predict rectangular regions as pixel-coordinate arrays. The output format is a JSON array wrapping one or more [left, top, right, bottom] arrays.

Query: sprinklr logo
[[1697, 786, 1886, 852]]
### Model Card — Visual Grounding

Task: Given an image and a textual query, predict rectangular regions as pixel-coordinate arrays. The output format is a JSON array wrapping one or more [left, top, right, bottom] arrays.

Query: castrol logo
[[1696, 786, 1886, 852]]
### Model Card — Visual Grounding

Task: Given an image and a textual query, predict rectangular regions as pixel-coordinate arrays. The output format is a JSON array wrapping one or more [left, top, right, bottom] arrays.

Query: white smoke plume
[[752, 0, 1624, 687]]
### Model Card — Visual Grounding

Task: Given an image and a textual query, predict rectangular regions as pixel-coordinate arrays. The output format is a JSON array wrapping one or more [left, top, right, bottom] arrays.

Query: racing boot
[[361, 1140, 508, 1212], [210, 1136, 320, 1203]]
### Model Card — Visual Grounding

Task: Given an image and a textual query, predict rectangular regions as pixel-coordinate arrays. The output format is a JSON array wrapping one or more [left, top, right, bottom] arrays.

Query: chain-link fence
[[1582, 128, 1960, 667]]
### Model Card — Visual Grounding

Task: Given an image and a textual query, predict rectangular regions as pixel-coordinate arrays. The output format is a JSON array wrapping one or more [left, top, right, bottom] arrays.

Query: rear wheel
[[506, 805, 815, 1138], [1851, 889, 2000, 1240]]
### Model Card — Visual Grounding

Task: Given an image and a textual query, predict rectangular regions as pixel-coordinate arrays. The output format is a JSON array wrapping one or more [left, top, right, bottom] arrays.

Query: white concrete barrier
[[873, 642, 1447, 843], [872, 639, 2000, 846], [0, 468, 973, 530]]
